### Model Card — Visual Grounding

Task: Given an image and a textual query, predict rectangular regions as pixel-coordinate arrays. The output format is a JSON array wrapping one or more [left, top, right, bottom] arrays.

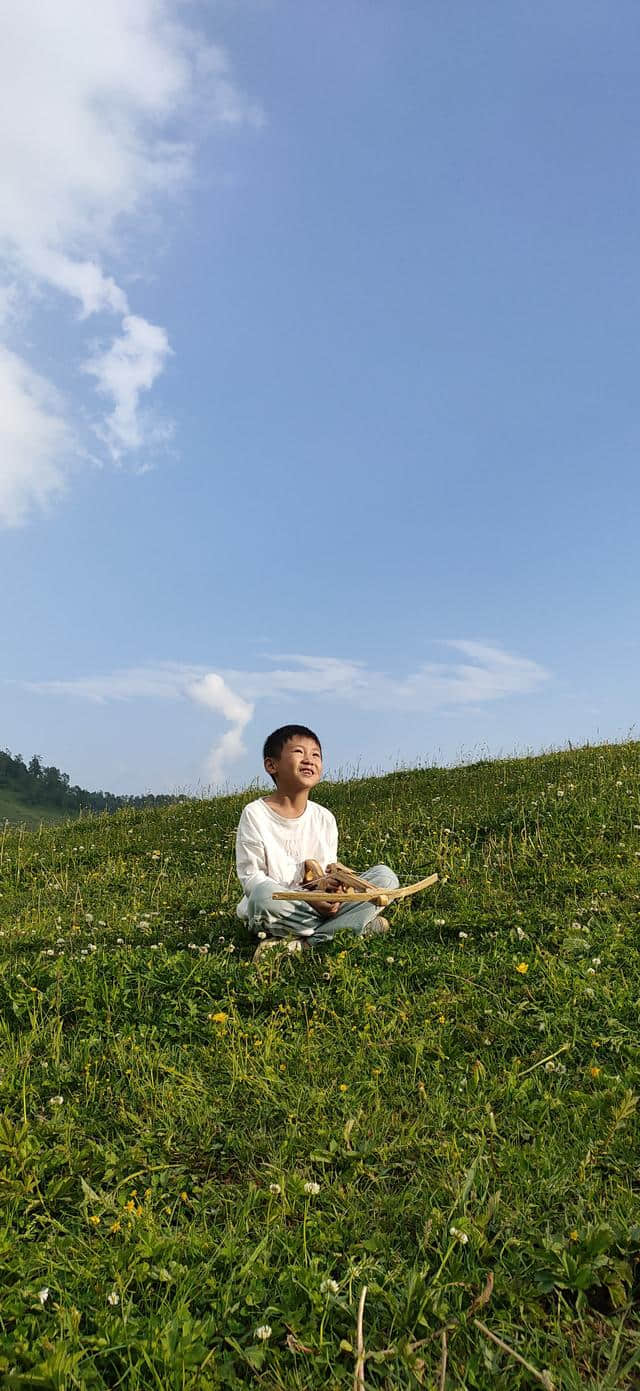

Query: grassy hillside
[[0, 789, 72, 829], [0, 741, 638, 1389]]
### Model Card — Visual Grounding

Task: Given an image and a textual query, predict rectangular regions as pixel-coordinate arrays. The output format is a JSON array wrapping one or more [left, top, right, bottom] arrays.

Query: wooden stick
[[473, 1320, 554, 1389], [354, 1285, 367, 1391], [273, 873, 438, 904], [328, 861, 376, 893], [274, 889, 395, 903], [389, 873, 438, 900]]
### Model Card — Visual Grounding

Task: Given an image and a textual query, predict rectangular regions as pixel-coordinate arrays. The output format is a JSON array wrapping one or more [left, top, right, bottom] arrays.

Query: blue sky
[[1, 0, 638, 794]]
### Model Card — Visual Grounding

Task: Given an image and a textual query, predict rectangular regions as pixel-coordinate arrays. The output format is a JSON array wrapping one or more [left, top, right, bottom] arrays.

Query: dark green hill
[[0, 746, 183, 826]]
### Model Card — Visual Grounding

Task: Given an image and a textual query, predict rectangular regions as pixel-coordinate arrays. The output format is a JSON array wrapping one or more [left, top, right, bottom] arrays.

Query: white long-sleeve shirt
[[235, 797, 338, 919]]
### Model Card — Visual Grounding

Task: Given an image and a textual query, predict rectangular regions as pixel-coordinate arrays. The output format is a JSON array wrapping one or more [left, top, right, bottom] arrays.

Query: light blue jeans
[[247, 865, 399, 944]]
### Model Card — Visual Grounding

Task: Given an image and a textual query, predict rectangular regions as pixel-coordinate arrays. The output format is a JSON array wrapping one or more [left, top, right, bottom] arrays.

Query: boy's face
[[265, 736, 323, 791]]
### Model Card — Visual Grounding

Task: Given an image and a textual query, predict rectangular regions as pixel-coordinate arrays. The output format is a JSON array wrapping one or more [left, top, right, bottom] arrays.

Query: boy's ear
[[264, 756, 277, 781]]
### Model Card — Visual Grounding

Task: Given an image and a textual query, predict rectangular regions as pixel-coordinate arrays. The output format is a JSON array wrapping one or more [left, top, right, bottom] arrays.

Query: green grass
[[0, 741, 639, 1389]]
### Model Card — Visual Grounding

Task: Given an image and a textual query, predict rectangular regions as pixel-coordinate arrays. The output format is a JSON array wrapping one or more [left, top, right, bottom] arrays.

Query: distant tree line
[[0, 748, 182, 815]]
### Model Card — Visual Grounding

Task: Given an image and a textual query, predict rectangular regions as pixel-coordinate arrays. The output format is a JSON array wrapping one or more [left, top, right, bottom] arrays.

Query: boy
[[235, 724, 399, 957]]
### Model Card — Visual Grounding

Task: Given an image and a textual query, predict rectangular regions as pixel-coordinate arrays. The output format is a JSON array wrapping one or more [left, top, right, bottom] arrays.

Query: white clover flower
[[449, 1225, 469, 1244], [269, 1183, 281, 1196], [257, 931, 267, 940], [304, 1181, 320, 1195], [587, 967, 596, 975], [46, 949, 55, 957], [116, 938, 125, 945], [434, 918, 445, 927], [255, 1324, 272, 1341], [85, 913, 93, 923], [321, 1278, 339, 1294], [544, 1061, 555, 1072], [107, 1290, 120, 1306], [38, 1287, 50, 1304], [458, 931, 468, 940], [385, 955, 395, 963], [516, 926, 526, 940], [592, 957, 601, 967], [49, 1095, 63, 1106]]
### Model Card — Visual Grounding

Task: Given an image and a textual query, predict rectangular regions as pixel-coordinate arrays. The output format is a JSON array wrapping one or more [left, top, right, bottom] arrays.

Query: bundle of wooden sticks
[[272, 860, 438, 908]]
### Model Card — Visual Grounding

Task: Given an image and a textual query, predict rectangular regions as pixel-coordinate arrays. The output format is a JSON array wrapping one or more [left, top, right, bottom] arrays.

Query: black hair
[[263, 725, 322, 765]]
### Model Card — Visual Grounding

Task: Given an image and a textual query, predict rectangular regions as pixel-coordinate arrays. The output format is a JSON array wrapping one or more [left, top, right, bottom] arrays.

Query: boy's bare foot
[[361, 916, 390, 937]]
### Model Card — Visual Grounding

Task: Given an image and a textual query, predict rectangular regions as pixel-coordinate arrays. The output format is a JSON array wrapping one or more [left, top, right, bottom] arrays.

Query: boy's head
[[263, 725, 323, 790]]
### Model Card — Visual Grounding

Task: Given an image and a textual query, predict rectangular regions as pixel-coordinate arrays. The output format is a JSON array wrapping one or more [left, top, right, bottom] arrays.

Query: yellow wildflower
[[569, 1229, 579, 1242], [209, 1011, 228, 1024], [516, 962, 529, 974], [180, 1191, 189, 1203], [110, 1220, 121, 1234], [589, 1066, 601, 1078], [89, 1215, 101, 1226], [339, 1083, 348, 1092], [124, 1200, 135, 1213]]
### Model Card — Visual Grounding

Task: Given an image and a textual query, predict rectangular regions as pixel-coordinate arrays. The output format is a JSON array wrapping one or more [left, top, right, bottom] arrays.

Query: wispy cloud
[[0, 347, 74, 525], [0, 0, 262, 525], [188, 674, 255, 782], [25, 643, 550, 785]]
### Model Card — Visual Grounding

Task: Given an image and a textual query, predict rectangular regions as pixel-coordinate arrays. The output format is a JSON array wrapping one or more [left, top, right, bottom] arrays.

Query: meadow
[[0, 741, 638, 1389]]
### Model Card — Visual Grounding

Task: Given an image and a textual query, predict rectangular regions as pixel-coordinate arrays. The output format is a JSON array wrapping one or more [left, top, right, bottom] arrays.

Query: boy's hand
[[310, 875, 342, 917], [313, 899, 341, 918]]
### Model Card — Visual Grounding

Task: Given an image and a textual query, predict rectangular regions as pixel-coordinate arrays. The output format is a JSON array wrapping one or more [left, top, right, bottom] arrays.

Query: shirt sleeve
[[326, 810, 339, 866], [235, 807, 270, 896]]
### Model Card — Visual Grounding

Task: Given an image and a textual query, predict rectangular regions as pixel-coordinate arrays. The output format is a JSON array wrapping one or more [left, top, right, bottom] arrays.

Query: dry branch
[[473, 1319, 554, 1389], [354, 1285, 367, 1391], [438, 1328, 448, 1391]]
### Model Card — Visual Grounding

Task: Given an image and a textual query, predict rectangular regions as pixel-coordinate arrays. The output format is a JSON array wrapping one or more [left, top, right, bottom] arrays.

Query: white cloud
[[0, 0, 261, 524], [0, 346, 74, 526], [24, 643, 550, 785], [84, 315, 172, 457], [189, 674, 254, 782]]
